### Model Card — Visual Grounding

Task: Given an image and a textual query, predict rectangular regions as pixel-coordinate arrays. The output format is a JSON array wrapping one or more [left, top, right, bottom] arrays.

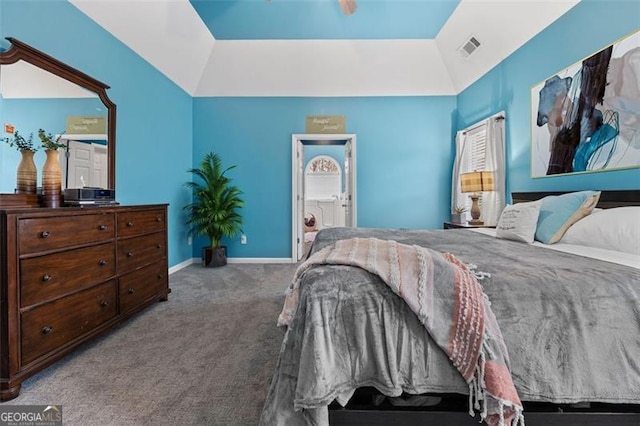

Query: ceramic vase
[[42, 149, 62, 208], [16, 150, 37, 194]]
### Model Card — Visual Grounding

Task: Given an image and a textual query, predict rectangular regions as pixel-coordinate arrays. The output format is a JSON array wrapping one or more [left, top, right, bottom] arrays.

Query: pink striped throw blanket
[[278, 237, 524, 426]]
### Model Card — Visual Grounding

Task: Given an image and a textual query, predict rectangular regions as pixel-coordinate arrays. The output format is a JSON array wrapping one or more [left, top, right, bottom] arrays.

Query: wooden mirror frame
[[0, 37, 116, 190]]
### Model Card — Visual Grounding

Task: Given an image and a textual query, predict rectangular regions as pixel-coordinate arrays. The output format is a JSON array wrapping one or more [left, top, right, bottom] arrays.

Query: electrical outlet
[[241, 235, 247, 244], [187, 236, 192, 246]]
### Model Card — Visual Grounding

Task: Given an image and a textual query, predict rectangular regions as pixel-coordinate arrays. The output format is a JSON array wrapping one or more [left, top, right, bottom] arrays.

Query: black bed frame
[[330, 190, 640, 426], [330, 391, 640, 425]]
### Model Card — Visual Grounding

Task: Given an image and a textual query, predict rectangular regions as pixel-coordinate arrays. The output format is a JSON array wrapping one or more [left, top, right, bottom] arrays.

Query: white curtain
[[451, 130, 470, 219], [451, 113, 506, 225], [481, 116, 506, 226]]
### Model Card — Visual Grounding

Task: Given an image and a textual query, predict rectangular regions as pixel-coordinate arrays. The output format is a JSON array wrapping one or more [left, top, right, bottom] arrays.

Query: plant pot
[[451, 213, 463, 224], [202, 246, 227, 267], [16, 150, 37, 194], [41, 149, 62, 208]]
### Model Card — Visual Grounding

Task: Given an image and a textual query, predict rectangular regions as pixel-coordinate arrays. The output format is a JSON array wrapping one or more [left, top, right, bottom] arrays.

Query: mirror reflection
[[0, 60, 109, 192]]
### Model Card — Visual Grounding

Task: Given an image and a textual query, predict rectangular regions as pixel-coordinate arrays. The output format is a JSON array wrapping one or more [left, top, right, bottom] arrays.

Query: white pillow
[[560, 207, 640, 255], [496, 202, 541, 243]]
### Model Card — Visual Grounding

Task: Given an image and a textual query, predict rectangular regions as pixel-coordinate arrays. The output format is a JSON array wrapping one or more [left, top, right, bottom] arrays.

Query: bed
[[260, 190, 640, 426]]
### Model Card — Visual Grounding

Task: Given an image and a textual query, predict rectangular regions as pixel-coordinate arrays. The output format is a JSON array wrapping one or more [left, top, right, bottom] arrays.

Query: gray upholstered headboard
[[511, 190, 640, 209]]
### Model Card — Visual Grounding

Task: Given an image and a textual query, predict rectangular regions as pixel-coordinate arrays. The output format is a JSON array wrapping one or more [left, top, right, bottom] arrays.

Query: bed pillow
[[535, 190, 601, 244], [495, 202, 541, 243], [560, 207, 640, 255]]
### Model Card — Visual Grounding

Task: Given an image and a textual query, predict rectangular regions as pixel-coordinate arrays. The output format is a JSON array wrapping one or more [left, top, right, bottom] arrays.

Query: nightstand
[[443, 222, 496, 230]]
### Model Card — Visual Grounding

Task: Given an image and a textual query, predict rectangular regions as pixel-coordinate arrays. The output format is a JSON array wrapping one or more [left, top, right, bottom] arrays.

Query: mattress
[[260, 227, 640, 425]]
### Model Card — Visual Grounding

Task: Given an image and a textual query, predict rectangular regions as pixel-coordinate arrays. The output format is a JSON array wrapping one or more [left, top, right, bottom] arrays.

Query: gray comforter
[[260, 227, 640, 425]]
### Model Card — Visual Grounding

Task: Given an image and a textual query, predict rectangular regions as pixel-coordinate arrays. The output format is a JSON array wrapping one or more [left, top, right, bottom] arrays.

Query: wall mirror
[[0, 37, 116, 193]]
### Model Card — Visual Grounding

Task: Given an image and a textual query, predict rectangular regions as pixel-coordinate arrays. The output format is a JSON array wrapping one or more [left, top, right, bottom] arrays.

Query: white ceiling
[[0, 61, 98, 99], [69, 0, 580, 97]]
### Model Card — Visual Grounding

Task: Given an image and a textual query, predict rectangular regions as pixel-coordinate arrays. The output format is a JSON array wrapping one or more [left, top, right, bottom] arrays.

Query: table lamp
[[460, 171, 495, 225]]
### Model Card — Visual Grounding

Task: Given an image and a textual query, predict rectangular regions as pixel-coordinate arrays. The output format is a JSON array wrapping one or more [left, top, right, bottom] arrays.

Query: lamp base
[[468, 193, 483, 225]]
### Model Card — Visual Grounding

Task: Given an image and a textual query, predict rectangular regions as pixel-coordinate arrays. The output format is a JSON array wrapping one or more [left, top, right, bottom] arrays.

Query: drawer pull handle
[[99, 224, 107, 231], [126, 221, 134, 227], [156, 244, 162, 249], [98, 259, 108, 266], [100, 301, 110, 308], [41, 231, 50, 238], [156, 217, 162, 222], [157, 274, 164, 280], [126, 252, 133, 258], [42, 274, 52, 282], [42, 326, 53, 335], [128, 288, 136, 294]]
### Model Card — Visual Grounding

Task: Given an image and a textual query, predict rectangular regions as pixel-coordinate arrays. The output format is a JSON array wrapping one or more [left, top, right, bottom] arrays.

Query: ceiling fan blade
[[338, 0, 357, 15]]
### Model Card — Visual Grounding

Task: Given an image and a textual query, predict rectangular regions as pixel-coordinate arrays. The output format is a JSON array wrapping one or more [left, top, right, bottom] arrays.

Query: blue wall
[[3, 1, 635, 263], [193, 96, 456, 258], [1, 1, 193, 267], [0, 97, 106, 192], [456, 0, 640, 198]]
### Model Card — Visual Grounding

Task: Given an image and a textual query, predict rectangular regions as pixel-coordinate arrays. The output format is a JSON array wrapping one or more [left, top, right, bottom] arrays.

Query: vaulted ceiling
[[69, 0, 580, 97], [190, 0, 461, 40]]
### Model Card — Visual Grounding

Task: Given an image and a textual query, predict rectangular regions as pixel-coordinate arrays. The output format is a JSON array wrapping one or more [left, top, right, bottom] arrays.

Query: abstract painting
[[531, 30, 639, 177]]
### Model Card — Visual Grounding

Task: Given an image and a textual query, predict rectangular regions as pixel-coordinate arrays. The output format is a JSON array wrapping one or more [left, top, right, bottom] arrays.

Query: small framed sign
[[66, 116, 107, 134], [305, 115, 346, 134]]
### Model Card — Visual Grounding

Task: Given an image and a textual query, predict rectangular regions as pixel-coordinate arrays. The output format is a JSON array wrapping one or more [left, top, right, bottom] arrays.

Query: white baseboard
[[169, 258, 198, 274], [227, 257, 294, 264], [169, 257, 295, 274]]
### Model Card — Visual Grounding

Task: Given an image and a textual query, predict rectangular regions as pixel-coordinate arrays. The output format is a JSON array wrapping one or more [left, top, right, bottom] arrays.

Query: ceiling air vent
[[458, 36, 481, 58]]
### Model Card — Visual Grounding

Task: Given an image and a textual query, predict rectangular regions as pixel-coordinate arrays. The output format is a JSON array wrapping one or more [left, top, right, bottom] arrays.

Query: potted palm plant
[[184, 152, 244, 267]]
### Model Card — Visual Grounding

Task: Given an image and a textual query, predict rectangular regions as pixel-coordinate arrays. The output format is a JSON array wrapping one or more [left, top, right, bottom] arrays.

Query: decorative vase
[[16, 150, 37, 194], [42, 149, 62, 208]]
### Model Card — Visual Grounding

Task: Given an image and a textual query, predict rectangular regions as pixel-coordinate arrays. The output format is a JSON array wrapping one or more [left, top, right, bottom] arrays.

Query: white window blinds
[[462, 126, 487, 174]]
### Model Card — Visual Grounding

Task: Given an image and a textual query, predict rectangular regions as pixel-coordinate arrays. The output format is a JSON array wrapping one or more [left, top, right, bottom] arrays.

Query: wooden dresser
[[0, 204, 169, 400]]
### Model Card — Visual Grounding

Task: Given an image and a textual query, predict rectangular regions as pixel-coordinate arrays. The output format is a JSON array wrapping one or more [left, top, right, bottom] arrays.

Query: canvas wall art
[[531, 30, 639, 178]]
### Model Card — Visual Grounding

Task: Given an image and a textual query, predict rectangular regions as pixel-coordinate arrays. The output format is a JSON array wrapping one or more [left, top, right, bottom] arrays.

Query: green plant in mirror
[[3, 130, 37, 152], [184, 152, 244, 248], [38, 129, 66, 150]]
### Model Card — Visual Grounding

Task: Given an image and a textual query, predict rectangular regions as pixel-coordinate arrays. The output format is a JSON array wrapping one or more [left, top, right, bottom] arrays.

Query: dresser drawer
[[117, 232, 165, 274], [117, 209, 165, 238], [19, 214, 115, 254], [119, 261, 167, 314], [21, 280, 117, 366], [20, 242, 116, 308]]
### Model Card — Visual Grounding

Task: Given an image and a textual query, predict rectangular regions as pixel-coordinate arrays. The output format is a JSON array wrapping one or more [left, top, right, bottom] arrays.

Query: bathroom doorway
[[292, 134, 357, 261]]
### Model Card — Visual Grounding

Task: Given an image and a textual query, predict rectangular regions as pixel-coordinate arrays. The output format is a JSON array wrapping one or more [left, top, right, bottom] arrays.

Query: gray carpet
[[6, 263, 298, 426]]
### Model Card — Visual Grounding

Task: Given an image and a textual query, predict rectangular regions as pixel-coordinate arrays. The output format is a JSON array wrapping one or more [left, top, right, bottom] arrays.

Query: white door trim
[[291, 133, 357, 262]]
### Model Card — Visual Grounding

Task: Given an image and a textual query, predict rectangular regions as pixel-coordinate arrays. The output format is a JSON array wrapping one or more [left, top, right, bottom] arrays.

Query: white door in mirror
[[62, 139, 108, 189]]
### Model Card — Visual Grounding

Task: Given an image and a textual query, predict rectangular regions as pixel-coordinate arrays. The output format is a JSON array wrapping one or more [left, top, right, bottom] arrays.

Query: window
[[461, 126, 487, 175], [305, 155, 342, 199], [452, 113, 505, 225]]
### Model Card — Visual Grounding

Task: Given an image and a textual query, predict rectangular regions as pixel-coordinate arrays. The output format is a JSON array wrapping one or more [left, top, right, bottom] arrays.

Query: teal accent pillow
[[535, 191, 601, 244]]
